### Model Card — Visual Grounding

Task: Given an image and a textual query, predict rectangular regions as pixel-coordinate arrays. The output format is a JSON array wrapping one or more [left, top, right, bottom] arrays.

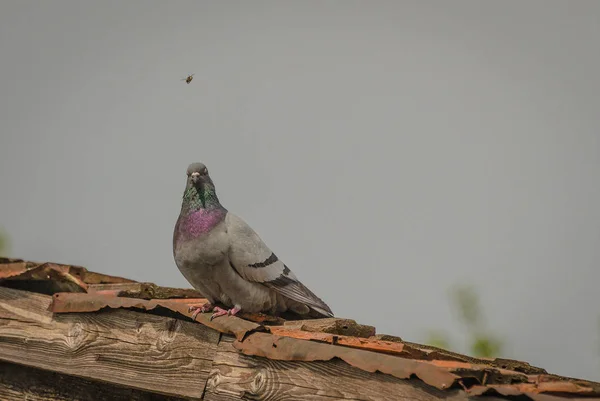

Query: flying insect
[[181, 74, 194, 84]]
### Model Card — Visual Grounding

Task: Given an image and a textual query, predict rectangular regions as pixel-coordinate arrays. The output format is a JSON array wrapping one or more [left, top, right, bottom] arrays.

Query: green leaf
[[0, 228, 9, 257], [425, 330, 452, 351], [471, 333, 502, 358], [450, 284, 483, 330]]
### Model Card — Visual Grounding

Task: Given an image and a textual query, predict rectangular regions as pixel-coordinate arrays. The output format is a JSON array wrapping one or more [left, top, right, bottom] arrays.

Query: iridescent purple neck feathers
[[178, 207, 227, 240]]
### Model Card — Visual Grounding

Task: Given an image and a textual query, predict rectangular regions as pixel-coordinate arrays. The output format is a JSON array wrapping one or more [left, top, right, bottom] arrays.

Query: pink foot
[[210, 306, 241, 321], [188, 302, 214, 320]]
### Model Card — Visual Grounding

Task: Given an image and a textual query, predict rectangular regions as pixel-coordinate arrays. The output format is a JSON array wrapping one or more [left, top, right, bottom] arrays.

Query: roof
[[1, 257, 599, 401]]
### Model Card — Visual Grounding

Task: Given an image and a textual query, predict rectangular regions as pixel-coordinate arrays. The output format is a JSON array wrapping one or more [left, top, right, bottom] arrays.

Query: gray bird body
[[173, 162, 333, 318]]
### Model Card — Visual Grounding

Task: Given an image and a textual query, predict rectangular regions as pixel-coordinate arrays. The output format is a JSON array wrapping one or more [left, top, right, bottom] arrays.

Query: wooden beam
[[0, 286, 219, 399], [0, 361, 187, 401], [204, 335, 470, 401]]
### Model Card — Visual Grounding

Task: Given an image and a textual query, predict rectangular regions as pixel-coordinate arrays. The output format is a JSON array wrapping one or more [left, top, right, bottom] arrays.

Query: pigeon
[[173, 162, 334, 320]]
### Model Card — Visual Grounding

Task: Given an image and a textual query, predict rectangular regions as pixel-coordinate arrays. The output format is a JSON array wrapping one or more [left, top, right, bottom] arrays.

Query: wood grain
[[0, 360, 188, 401], [205, 336, 467, 401], [0, 286, 219, 399]]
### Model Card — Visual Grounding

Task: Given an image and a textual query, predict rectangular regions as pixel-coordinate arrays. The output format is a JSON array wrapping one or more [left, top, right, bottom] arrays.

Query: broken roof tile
[[0, 258, 135, 294], [283, 317, 376, 338]]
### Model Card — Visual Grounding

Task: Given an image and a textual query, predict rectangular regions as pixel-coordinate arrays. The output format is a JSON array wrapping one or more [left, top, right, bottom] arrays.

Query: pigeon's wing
[[225, 213, 333, 317]]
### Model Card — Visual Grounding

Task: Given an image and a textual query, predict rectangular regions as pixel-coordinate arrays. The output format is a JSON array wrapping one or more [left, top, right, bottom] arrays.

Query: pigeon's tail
[[291, 282, 334, 318], [309, 304, 335, 318], [288, 298, 333, 318], [266, 279, 334, 318]]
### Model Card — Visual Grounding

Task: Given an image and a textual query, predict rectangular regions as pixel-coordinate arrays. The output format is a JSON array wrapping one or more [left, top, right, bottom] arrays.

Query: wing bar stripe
[[248, 252, 278, 268]]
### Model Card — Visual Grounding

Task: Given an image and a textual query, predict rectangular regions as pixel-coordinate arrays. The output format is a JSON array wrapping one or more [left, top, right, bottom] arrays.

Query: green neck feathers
[[182, 185, 221, 213]]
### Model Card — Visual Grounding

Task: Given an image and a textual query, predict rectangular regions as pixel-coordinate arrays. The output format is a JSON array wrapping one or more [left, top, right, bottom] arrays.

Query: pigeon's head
[[180, 162, 223, 212], [185, 162, 214, 190], [181, 162, 222, 210]]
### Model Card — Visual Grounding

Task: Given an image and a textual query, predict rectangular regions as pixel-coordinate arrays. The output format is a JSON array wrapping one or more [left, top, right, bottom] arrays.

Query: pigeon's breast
[[179, 208, 226, 239], [174, 209, 228, 269]]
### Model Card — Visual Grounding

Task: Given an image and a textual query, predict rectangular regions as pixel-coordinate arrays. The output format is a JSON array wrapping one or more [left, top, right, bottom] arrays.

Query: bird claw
[[188, 302, 215, 320], [209, 306, 241, 321]]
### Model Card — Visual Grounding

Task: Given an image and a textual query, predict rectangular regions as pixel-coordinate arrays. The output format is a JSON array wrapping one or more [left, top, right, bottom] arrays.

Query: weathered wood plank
[[0, 360, 188, 401], [0, 286, 219, 399], [205, 336, 467, 401]]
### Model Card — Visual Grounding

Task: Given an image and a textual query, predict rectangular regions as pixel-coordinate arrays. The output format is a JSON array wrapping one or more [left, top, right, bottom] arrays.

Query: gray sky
[[1, 1, 599, 381]]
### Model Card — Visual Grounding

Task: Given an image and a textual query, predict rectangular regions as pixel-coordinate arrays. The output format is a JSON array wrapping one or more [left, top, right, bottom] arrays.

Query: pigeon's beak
[[190, 172, 200, 184]]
